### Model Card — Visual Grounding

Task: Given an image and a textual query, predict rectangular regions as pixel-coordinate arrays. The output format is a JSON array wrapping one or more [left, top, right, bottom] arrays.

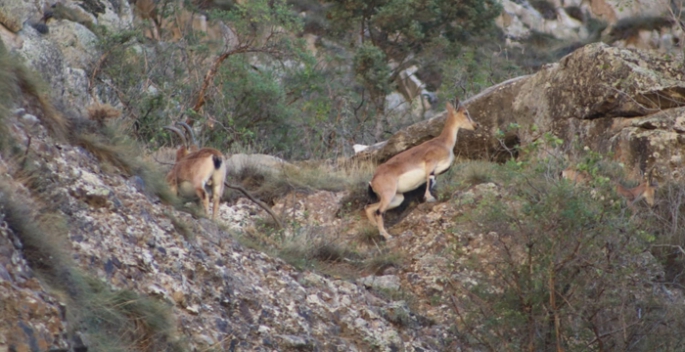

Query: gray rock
[[21, 113, 39, 124], [48, 20, 98, 70], [279, 334, 314, 349], [0, 0, 46, 33], [355, 43, 685, 179], [358, 275, 401, 291]]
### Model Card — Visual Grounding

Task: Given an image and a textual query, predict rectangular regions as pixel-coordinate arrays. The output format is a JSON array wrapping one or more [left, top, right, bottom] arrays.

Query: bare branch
[[224, 181, 284, 229]]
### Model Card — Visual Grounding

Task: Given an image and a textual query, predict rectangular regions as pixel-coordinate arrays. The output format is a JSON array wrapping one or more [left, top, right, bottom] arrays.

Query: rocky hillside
[[2, 0, 685, 351]]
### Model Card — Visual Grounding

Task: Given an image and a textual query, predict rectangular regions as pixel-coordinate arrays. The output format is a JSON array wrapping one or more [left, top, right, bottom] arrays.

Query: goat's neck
[[437, 114, 460, 148]]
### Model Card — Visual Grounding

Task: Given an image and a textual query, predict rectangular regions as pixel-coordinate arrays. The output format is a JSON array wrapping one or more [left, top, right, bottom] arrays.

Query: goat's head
[[447, 99, 479, 131]]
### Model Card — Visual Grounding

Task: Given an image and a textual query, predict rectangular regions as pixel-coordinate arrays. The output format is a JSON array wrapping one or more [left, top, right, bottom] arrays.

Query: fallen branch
[[224, 181, 284, 229]]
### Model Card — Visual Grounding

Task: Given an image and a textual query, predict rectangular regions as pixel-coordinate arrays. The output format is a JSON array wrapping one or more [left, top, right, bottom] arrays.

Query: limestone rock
[[359, 275, 401, 291], [225, 153, 289, 176], [47, 20, 98, 70], [17, 25, 93, 118], [496, 0, 682, 54], [356, 43, 685, 179], [0, 0, 46, 33]]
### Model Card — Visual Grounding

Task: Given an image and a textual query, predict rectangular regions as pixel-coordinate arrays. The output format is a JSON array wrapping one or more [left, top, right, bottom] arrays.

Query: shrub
[[634, 181, 685, 287], [451, 156, 685, 351]]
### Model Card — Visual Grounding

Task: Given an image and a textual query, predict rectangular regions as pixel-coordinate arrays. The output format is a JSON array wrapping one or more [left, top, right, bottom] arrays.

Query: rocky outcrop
[[357, 43, 685, 180], [0, 210, 69, 351], [497, 0, 684, 54], [0, 103, 451, 350]]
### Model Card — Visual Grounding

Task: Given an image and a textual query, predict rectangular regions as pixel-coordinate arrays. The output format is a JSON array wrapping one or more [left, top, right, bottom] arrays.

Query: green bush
[[452, 156, 685, 351], [634, 181, 685, 288]]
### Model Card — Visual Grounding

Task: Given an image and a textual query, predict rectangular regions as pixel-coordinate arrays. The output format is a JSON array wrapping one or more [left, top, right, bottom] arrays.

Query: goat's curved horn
[[163, 125, 187, 147], [176, 121, 198, 148]]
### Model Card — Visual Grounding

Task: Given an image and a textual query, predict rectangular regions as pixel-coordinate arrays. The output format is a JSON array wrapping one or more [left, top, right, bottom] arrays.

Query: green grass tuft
[[0, 40, 69, 142], [70, 119, 178, 206], [166, 211, 195, 241]]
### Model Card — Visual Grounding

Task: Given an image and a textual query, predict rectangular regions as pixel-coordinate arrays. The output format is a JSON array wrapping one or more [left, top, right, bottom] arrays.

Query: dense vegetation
[[95, 0, 527, 159], [448, 141, 685, 351]]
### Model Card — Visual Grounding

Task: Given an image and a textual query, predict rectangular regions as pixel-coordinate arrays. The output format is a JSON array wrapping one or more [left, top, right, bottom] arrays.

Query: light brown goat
[[615, 179, 657, 208], [366, 101, 479, 239], [165, 122, 226, 219]]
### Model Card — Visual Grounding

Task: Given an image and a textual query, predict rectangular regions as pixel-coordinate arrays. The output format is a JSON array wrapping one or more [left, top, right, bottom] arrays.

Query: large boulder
[[356, 43, 685, 180], [496, 0, 683, 54], [0, 0, 47, 33]]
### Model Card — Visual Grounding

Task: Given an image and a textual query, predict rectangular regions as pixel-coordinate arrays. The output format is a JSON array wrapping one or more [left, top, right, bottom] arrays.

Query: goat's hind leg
[[210, 179, 224, 220], [365, 202, 381, 226], [375, 193, 404, 240]]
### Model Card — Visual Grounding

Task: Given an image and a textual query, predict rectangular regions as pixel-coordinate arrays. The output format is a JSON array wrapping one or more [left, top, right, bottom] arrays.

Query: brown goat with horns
[[164, 122, 226, 219]]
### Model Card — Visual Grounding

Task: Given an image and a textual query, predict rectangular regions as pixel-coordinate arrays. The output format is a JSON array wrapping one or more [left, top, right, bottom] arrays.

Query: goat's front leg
[[425, 173, 437, 202], [195, 186, 210, 216], [421, 159, 439, 202]]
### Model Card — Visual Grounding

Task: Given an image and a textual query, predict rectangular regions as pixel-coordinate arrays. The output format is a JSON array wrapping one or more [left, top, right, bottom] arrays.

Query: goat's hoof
[[425, 196, 437, 203]]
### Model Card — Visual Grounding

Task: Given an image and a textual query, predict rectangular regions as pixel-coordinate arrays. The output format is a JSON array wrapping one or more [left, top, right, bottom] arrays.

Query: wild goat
[[615, 179, 657, 208], [366, 101, 479, 239], [164, 122, 226, 219], [560, 167, 591, 184], [560, 166, 657, 207]]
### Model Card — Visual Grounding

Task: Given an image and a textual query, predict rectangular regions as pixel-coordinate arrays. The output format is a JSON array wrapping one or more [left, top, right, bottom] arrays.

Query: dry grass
[[69, 119, 178, 205], [166, 211, 195, 241], [238, 219, 403, 280], [355, 224, 386, 245], [459, 160, 498, 187], [0, 41, 69, 139], [87, 103, 122, 125], [229, 158, 374, 205], [0, 181, 71, 273]]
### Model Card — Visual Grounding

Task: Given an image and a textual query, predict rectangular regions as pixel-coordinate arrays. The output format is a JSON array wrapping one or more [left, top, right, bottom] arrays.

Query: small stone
[[279, 334, 312, 348], [194, 334, 215, 346], [21, 113, 39, 124], [258, 325, 271, 334], [186, 304, 200, 314], [358, 275, 401, 291]]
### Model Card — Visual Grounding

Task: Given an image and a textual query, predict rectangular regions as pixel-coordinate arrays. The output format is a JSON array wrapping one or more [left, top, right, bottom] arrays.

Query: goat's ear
[[446, 102, 455, 113]]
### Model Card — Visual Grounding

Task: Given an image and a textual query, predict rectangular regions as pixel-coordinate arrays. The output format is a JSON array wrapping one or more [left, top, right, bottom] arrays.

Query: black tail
[[212, 155, 222, 169], [367, 182, 378, 202]]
